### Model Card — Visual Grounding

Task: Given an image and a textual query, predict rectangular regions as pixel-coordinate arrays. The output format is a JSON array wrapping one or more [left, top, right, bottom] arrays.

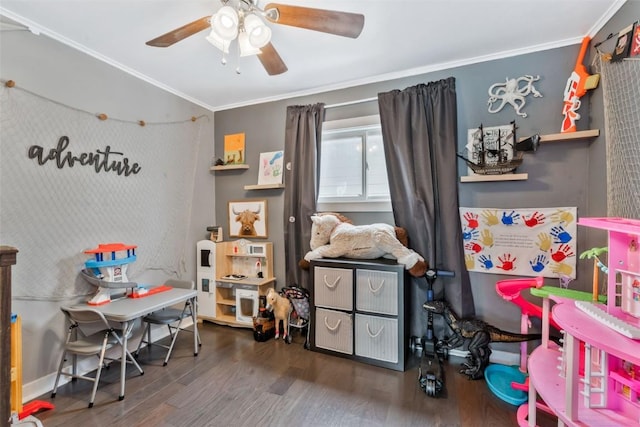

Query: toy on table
[[298, 212, 427, 277], [81, 243, 142, 305], [265, 288, 292, 342]]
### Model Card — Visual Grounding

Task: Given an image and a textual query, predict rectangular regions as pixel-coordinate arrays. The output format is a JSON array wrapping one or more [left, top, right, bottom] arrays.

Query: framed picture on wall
[[228, 199, 268, 238]]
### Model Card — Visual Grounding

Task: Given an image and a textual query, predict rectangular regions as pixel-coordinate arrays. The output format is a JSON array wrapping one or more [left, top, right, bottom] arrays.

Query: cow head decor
[[228, 200, 268, 238]]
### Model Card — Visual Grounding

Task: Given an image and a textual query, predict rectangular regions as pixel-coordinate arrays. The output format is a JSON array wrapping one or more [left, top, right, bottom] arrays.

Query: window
[[318, 115, 391, 212]]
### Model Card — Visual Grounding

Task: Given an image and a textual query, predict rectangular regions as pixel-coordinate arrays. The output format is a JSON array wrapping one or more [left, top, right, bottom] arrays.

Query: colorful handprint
[[497, 253, 517, 271], [551, 209, 575, 226], [523, 211, 546, 228], [550, 244, 575, 262], [529, 254, 549, 273], [481, 209, 500, 227], [465, 242, 482, 254], [462, 227, 480, 241], [479, 229, 494, 247], [478, 254, 494, 270], [535, 232, 552, 252], [551, 262, 573, 276], [465, 254, 475, 270], [463, 212, 479, 229], [550, 225, 573, 244], [501, 211, 520, 226]]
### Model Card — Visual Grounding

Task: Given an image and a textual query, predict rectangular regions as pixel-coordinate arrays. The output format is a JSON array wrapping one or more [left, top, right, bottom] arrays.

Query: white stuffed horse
[[299, 213, 427, 277]]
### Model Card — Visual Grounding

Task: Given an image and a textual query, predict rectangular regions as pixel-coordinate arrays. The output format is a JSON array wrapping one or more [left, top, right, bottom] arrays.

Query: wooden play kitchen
[[197, 240, 275, 327]]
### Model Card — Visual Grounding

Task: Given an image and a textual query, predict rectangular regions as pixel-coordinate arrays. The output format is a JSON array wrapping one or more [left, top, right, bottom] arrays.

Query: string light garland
[[1, 78, 210, 125]]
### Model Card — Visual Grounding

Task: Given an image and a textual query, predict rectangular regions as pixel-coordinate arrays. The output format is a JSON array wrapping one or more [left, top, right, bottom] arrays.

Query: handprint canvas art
[[459, 207, 577, 279], [257, 150, 284, 186]]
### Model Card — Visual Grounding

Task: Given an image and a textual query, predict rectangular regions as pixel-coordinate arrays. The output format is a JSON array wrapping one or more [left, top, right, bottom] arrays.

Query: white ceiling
[[0, 0, 627, 112]]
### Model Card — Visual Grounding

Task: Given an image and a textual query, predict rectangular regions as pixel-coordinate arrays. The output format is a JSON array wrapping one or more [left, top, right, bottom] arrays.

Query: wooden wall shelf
[[518, 128, 600, 143], [461, 129, 599, 183], [210, 164, 249, 171], [460, 173, 528, 183], [243, 183, 284, 190]]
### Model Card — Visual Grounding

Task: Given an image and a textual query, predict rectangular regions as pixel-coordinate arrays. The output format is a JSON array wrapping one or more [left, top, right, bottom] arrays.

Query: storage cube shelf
[[310, 258, 409, 371]]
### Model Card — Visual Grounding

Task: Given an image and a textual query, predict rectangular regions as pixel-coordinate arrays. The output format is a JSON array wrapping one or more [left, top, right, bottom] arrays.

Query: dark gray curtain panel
[[378, 77, 475, 337], [283, 103, 325, 289]]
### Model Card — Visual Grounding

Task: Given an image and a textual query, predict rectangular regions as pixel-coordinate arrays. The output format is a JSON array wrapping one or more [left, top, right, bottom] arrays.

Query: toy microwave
[[248, 243, 267, 255]]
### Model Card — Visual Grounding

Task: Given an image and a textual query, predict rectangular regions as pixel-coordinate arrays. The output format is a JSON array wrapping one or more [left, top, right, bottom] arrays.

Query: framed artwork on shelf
[[257, 150, 284, 185], [224, 132, 246, 165], [228, 199, 268, 238]]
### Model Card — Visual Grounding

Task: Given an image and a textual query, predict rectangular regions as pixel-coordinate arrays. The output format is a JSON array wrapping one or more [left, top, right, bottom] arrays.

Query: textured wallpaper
[[1, 87, 203, 300]]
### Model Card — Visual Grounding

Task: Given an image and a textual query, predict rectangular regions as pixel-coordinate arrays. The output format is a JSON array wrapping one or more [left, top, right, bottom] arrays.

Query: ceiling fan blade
[[257, 43, 288, 76], [264, 3, 364, 38], [146, 16, 211, 47]]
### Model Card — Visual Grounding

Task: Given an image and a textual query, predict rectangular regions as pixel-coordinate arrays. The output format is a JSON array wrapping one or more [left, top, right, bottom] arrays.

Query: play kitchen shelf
[[197, 240, 275, 328]]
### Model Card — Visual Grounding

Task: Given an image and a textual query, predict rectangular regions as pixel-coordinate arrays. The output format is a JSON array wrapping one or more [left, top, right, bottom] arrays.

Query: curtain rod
[[325, 96, 378, 109]]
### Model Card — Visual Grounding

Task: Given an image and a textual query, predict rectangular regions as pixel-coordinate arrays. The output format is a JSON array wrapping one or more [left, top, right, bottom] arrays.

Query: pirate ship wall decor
[[458, 121, 540, 177]]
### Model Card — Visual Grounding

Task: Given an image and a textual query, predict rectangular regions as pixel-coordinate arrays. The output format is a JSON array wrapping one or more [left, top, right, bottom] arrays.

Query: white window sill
[[317, 200, 392, 213]]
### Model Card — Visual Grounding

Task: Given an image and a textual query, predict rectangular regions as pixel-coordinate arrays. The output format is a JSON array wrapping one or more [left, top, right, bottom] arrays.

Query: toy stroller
[[281, 286, 311, 349]]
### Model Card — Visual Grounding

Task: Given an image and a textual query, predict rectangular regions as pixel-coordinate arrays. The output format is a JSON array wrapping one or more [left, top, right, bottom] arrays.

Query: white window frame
[[318, 115, 392, 213]]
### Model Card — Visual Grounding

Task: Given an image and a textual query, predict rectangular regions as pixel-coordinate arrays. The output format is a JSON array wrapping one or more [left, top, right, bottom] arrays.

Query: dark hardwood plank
[[33, 322, 556, 426]]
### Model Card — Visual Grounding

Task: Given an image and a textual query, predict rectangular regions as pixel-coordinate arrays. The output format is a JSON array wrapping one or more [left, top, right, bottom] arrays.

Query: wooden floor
[[32, 321, 556, 427]]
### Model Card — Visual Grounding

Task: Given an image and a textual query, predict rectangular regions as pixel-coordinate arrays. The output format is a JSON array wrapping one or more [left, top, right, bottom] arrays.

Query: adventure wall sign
[[28, 136, 141, 176]]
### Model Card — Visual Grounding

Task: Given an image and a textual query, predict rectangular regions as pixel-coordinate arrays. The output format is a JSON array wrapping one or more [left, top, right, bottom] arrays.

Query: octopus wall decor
[[487, 75, 543, 118]]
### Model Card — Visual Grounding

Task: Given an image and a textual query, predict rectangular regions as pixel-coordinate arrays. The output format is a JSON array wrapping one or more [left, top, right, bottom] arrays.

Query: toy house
[[524, 218, 640, 426]]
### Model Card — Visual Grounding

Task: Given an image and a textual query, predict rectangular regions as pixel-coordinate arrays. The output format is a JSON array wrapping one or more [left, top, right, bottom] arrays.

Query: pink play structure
[[508, 217, 640, 427], [495, 276, 562, 373]]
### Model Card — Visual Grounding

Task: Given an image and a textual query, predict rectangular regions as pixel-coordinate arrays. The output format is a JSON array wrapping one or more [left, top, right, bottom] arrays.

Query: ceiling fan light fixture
[[243, 13, 271, 48], [205, 29, 230, 54], [211, 6, 239, 40], [238, 31, 261, 57]]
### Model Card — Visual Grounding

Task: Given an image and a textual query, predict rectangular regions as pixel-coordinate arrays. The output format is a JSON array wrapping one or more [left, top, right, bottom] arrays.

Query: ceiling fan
[[145, 0, 365, 76]]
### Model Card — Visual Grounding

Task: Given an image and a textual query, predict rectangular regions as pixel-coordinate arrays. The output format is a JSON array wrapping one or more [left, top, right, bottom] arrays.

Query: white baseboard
[[21, 319, 193, 403], [448, 348, 521, 367]]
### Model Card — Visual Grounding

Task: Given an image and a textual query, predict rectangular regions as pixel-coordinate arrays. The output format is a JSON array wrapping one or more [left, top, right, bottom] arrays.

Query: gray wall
[[1, 25, 215, 391], [1, 0, 637, 397], [214, 1, 639, 343]]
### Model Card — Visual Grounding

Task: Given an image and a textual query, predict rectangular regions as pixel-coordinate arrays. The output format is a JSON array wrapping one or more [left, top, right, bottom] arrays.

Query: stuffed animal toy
[[265, 288, 292, 342], [298, 212, 427, 277]]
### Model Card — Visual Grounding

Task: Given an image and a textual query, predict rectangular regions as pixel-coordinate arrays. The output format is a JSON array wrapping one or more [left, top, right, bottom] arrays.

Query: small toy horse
[[265, 288, 292, 341]]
